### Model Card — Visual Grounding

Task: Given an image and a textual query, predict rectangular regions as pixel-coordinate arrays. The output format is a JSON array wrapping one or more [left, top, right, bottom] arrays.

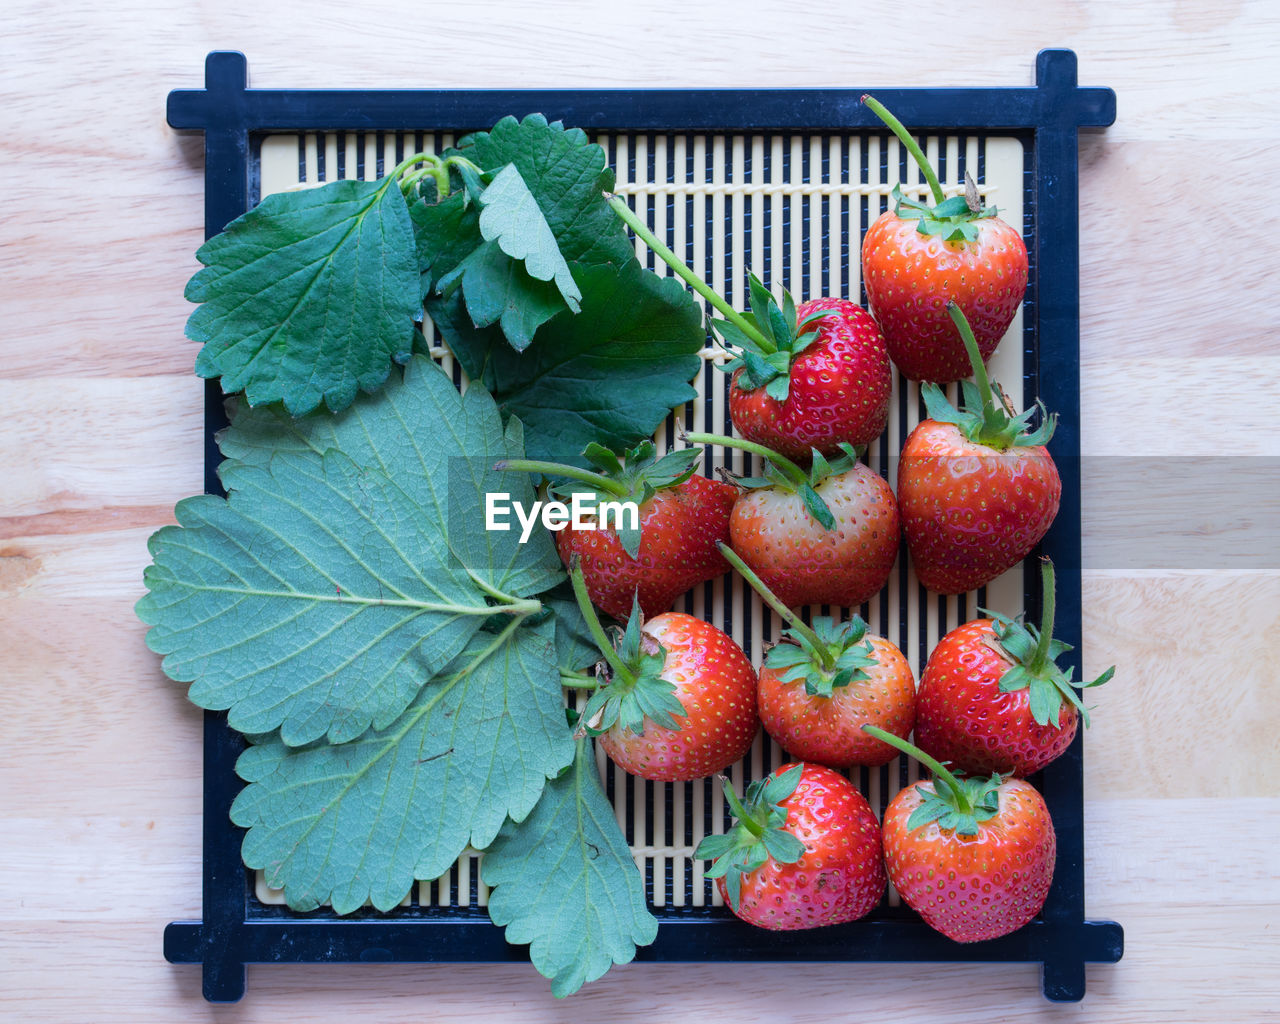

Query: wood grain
[[3, 0, 1279, 1020]]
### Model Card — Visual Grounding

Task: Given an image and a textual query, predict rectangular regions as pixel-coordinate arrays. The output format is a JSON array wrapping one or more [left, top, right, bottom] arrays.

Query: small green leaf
[[711, 317, 763, 353], [483, 736, 658, 997], [747, 273, 777, 347], [764, 374, 790, 402], [761, 828, 806, 864], [761, 763, 805, 806], [477, 163, 583, 313], [185, 176, 419, 415], [799, 484, 836, 530], [438, 239, 568, 351]]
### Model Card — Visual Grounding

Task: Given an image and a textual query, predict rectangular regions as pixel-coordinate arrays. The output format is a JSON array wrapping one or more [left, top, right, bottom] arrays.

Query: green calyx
[[983, 558, 1115, 729], [693, 765, 808, 911], [719, 540, 878, 690], [766, 616, 879, 698], [567, 565, 684, 738], [861, 725, 1002, 837], [890, 181, 997, 244], [714, 273, 839, 401], [497, 440, 699, 559], [861, 94, 997, 244], [921, 302, 1057, 452], [685, 432, 863, 531]]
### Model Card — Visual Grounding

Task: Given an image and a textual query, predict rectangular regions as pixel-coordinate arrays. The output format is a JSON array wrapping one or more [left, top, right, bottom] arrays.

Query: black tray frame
[[163, 49, 1122, 1003]]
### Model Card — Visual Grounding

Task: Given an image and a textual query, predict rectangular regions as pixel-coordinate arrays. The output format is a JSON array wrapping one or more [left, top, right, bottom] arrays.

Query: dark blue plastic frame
[[163, 49, 1121, 1004]]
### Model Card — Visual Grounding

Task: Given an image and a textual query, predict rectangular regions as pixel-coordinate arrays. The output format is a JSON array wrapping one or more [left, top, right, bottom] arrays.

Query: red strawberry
[[726, 292, 892, 461], [569, 565, 758, 782], [719, 543, 914, 768], [897, 302, 1060, 594], [695, 762, 885, 930], [860, 95, 1028, 383], [685, 434, 898, 609], [915, 559, 1114, 777], [865, 726, 1056, 943], [499, 441, 736, 620], [605, 197, 889, 460]]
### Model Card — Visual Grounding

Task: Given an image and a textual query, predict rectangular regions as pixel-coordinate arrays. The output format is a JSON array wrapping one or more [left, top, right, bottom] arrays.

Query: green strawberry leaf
[[477, 163, 582, 313], [140, 357, 562, 746], [436, 238, 568, 352], [432, 259, 703, 464], [448, 114, 631, 269], [482, 735, 658, 997], [185, 176, 420, 415], [230, 616, 574, 914]]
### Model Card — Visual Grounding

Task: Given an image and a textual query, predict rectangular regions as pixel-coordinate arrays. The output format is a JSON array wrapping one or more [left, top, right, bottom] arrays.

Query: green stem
[[946, 302, 996, 419], [861, 95, 945, 205], [444, 155, 484, 176], [606, 194, 775, 354], [494, 458, 630, 498], [717, 543, 835, 668], [567, 560, 637, 686], [861, 725, 974, 814], [389, 151, 450, 195], [1030, 558, 1056, 671], [683, 431, 810, 490], [560, 670, 602, 690]]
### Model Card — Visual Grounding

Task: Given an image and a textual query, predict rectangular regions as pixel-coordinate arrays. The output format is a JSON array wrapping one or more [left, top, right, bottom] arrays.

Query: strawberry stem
[[495, 458, 630, 499], [947, 301, 996, 419], [606, 193, 775, 354], [861, 95, 945, 205], [1030, 558, 1056, 672], [862, 725, 974, 815], [567, 559, 637, 686], [682, 431, 809, 490], [717, 542, 836, 670]]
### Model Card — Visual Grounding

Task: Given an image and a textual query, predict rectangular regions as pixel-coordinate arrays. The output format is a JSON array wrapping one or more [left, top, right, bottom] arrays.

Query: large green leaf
[[218, 355, 562, 604], [185, 177, 419, 415], [430, 260, 704, 463], [483, 736, 658, 997], [231, 618, 574, 914], [138, 357, 562, 746]]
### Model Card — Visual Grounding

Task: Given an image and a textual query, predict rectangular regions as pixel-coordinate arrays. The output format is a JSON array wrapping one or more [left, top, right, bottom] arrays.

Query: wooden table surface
[[3, 2, 1278, 1021]]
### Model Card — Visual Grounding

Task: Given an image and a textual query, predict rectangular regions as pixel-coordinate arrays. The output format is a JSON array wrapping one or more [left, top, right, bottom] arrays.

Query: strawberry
[[865, 726, 1056, 943], [860, 95, 1028, 383], [915, 558, 1114, 777], [694, 762, 885, 930], [685, 433, 898, 609], [605, 197, 890, 460], [897, 302, 1059, 594], [723, 286, 892, 461], [569, 565, 758, 782], [498, 440, 736, 620], [719, 543, 914, 768]]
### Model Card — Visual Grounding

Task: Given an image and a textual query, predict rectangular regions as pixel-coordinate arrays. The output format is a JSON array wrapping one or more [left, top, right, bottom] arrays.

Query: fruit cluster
[[501, 98, 1112, 945]]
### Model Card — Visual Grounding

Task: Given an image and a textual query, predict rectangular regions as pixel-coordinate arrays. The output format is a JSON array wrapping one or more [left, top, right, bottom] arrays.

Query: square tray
[[163, 49, 1122, 1003]]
